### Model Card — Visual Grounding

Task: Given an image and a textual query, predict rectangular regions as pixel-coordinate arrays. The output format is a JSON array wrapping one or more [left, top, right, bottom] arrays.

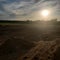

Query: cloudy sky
[[0, 0, 60, 20]]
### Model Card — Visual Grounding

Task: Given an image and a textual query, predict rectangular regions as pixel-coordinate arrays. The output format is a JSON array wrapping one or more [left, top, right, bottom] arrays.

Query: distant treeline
[[0, 20, 32, 24], [0, 19, 60, 25]]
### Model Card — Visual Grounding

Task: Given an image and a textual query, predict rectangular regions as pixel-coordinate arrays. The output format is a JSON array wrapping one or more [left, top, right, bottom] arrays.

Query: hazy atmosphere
[[0, 0, 60, 20], [0, 0, 60, 60]]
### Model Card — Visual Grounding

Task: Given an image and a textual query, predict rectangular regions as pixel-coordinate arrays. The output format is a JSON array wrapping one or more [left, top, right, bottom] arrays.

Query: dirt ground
[[0, 23, 60, 60]]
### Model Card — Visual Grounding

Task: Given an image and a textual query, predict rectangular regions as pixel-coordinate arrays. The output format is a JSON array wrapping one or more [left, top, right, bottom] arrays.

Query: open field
[[0, 22, 60, 60]]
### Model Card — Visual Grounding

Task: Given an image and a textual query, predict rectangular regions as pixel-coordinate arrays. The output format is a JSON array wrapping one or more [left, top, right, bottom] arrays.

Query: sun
[[41, 10, 50, 17]]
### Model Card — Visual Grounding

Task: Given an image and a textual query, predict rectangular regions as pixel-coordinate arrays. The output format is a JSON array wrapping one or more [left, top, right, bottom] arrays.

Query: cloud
[[0, 0, 60, 20], [0, 0, 6, 1], [3, 1, 35, 15]]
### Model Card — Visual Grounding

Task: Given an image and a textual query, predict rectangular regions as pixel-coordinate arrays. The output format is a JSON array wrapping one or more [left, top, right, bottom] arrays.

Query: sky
[[0, 0, 60, 20]]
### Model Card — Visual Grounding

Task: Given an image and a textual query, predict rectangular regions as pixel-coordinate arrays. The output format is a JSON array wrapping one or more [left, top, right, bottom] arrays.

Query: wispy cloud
[[0, 0, 60, 20], [0, 0, 6, 1]]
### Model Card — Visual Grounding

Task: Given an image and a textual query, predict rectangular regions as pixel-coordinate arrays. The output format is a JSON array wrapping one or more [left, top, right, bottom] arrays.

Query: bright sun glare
[[41, 10, 50, 17]]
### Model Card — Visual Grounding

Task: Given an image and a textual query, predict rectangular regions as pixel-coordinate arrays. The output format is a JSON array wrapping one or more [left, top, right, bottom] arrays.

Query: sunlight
[[41, 10, 50, 17]]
